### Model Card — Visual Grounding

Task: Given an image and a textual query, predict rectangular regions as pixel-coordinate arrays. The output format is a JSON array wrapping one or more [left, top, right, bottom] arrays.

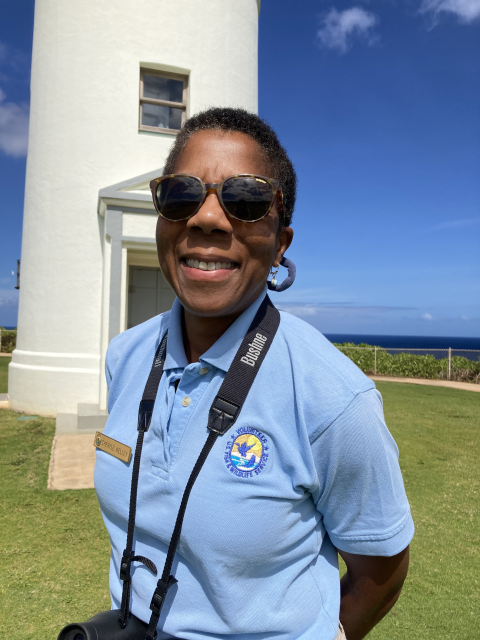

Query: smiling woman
[[90, 107, 414, 640]]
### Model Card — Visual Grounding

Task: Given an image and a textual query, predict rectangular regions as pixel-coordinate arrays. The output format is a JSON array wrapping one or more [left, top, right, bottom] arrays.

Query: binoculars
[[57, 609, 149, 640]]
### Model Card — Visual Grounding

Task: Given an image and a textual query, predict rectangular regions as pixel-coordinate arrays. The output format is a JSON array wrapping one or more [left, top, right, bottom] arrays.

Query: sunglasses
[[149, 173, 285, 223]]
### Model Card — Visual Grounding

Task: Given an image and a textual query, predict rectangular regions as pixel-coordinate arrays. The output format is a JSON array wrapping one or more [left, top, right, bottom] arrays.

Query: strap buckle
[[149, 576, 178, 616], [120, 549, 134, 582], [208, 397, 239, 435], [138, 399, 155, 431]]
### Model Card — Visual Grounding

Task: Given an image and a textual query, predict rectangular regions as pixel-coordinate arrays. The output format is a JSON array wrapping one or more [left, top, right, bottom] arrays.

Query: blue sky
[[1, 0, 479, 336]]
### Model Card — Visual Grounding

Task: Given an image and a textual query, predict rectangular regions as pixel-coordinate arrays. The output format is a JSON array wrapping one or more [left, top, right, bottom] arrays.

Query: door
[[127, 267, 176, 329]]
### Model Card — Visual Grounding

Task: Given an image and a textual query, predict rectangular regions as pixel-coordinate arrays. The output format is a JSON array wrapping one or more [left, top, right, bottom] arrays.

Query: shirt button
[[199, 367, 209, 375], [182, 396, 191, 407]]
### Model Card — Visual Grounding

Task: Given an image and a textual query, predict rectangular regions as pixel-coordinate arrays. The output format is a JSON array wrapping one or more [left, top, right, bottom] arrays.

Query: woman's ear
[[274, 226, 294, 267]]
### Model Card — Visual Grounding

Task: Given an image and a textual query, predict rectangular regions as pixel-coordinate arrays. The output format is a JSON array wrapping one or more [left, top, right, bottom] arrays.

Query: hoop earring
[[267, 256, 296, 292]]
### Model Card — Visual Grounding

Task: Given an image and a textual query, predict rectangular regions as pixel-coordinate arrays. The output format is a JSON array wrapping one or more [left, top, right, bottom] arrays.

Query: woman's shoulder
[[276, 311, 375, 436], [278, 311, 372, 386]]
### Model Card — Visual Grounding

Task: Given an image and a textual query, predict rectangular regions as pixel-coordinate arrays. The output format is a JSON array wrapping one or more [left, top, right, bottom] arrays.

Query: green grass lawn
[[1, 382, 478, 639], [0, 356, 10, 393]]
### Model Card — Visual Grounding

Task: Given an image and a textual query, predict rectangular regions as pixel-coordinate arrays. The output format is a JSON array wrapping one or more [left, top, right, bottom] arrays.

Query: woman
[[95, 108, 413, 640]]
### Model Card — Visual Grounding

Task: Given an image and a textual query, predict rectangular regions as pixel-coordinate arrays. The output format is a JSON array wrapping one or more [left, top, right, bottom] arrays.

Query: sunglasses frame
[[149, 173, 285, 224]]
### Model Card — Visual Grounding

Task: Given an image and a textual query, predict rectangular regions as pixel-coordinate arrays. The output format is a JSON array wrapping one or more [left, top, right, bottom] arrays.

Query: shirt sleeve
[[310, 388, 414, 556]]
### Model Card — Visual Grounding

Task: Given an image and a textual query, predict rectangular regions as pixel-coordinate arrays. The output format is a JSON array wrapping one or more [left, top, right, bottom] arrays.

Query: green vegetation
[[335, 342, 480, 383], [0, 327, 16, 353], [1, 382, 479, 638], [0, 356, 10, 393], [0, 410, 110, 638]]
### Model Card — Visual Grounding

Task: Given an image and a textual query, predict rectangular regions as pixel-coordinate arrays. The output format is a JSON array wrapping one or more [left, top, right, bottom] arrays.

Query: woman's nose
[[186, 190, 233, 234]]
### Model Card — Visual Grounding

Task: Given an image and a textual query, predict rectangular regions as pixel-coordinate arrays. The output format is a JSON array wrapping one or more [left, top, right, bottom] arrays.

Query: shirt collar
[[163, 287, 268, 373], [163, 298, 189, 371]]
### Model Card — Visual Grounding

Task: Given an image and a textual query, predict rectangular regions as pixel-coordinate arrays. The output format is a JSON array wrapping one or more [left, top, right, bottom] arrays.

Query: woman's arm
[[337, 546, 410, 640]]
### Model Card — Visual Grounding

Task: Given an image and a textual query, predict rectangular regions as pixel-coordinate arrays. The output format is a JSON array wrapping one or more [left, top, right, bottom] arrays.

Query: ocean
[[323, 334, 480, 350]]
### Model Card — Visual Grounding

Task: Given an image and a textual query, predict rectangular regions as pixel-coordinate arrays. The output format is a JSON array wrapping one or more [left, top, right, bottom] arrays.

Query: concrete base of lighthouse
[[8, 353, 101, 417], [56, 403, 108, 435]]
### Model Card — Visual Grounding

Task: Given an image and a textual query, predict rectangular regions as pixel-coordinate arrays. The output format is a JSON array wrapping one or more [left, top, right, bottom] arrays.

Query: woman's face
[[156, 130, 293, 319]]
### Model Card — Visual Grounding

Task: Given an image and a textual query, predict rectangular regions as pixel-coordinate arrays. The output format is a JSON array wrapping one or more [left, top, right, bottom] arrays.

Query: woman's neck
[[182, 308, 241, 364]]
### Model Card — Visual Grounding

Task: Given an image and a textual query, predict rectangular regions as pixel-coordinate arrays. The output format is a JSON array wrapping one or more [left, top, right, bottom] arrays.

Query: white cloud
[[280, 303, 415, 317], [432, 217, 480, 231], [0, 289, 19, 307], [281, 306, 318, 317], [0, 88, 29, 158], [460, 315, 469, 320], [317, 7, 379, 53], [0, 39, 31, 80], [419, 0, 480, 24], [421, 313, 433, 320]]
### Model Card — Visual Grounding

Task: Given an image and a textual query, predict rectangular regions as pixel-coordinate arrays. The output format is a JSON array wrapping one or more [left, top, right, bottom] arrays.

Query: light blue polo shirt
[[95, 290, 414, 640]]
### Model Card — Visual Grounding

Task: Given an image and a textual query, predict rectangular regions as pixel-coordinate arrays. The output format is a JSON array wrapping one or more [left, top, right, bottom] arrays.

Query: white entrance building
[[9, 0, 260, 429]]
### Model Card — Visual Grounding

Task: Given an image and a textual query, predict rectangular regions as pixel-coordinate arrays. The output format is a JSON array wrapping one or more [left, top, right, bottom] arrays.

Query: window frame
[[139, 69, 188, 135]]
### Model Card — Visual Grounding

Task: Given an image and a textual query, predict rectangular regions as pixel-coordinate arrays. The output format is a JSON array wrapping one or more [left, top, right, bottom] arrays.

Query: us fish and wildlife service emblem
[[224, 427, 269, 478]]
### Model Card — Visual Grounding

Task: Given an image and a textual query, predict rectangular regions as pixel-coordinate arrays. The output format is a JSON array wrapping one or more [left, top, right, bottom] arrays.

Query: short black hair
[[163, 107, 297, 227]]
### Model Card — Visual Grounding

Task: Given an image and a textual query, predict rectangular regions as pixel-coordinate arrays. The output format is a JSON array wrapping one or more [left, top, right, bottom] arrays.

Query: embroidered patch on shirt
[[224, 427, 269, 478]]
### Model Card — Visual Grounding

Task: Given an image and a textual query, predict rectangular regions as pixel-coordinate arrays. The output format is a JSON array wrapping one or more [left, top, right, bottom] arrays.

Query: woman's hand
[[337, 546, 410, 640]]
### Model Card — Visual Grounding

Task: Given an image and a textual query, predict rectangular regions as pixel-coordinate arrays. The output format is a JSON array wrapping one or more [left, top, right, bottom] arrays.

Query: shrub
[[334, 343, 480, 384], [0, 328, 16, 353]]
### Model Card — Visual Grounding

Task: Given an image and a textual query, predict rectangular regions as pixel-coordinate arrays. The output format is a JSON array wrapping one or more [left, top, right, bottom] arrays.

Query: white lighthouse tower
[[9, 0, 260, 428]]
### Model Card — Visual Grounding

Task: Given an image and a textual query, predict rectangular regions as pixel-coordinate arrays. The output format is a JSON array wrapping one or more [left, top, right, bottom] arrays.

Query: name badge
[[93, 431, 132, 464]]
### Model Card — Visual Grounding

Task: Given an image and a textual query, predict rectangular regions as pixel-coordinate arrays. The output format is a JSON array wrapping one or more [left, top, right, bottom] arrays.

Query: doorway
[[127, 266, 176, 329]]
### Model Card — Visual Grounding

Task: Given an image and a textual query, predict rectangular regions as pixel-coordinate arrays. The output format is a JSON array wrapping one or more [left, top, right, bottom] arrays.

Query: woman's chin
[[172, 261, 266, 318], [178, 284, 251, 319]]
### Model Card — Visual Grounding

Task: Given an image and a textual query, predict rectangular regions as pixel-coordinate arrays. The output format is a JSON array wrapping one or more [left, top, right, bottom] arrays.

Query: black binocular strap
[[118, 296, 280, 639], [118, 332, 169, 629]]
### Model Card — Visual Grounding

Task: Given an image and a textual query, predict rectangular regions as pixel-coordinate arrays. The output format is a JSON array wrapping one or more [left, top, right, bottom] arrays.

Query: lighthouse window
[[139, 69, 188, 134]]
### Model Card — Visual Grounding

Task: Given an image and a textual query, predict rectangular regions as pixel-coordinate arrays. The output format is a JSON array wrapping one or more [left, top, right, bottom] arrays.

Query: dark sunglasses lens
[[156, 176, 203, 221], [221, 176, 274, 222]]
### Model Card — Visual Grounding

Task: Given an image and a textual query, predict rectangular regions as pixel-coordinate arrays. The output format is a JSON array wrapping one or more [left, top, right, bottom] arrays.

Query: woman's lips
[[185, 258, 236, 271], [181, 258, 238, 281]]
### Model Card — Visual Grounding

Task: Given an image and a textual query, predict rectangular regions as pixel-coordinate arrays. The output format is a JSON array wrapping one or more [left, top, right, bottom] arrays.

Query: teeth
[[185, 259, 234, 270]]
